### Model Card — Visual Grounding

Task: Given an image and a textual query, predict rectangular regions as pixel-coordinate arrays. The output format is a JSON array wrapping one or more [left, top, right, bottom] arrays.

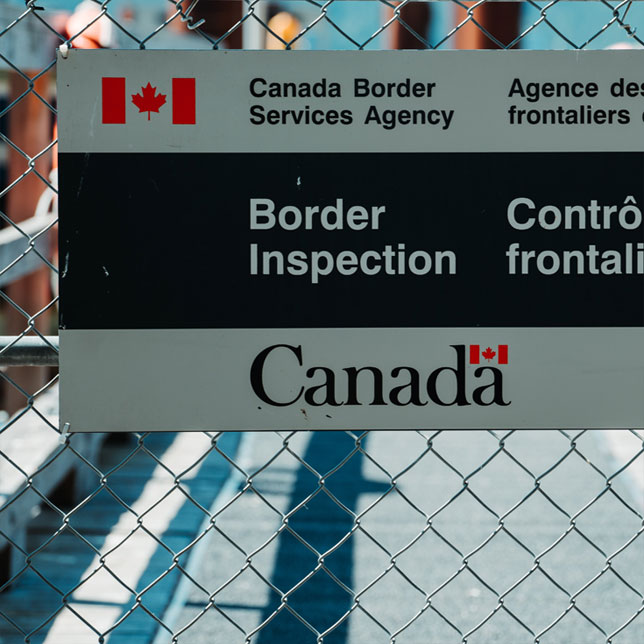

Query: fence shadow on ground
[[256, 431, 389, 644]]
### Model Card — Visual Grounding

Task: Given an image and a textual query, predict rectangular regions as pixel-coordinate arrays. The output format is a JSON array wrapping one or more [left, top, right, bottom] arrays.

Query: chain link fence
[[0, 1, 643, 642]]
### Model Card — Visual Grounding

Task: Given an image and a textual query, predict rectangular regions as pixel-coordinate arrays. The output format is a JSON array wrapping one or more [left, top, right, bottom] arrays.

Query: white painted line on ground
[[39, 605, 123, 644], [151, 431, 256, 644], [42, 432, 214, 643]]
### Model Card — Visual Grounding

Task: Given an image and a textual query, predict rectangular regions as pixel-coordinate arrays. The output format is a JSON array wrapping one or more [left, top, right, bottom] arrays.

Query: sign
[[58, 50, 644, 431]]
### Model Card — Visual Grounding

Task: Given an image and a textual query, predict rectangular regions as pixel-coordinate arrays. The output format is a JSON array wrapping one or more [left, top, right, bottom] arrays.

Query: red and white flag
[[102, 77, 196, 124], [469, 345, 508, 365]]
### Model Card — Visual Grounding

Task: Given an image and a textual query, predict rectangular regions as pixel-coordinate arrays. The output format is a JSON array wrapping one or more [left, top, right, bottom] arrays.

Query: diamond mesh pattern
[[0, 2, 642, 643]]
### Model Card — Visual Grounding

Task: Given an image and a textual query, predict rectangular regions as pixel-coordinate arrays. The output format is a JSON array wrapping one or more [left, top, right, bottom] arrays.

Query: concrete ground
[[1, 428, 640, 644], [164, 429, 644, 644]]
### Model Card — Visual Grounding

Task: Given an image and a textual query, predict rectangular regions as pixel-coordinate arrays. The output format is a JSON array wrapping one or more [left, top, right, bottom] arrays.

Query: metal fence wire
[[0, 0, 643, 643]]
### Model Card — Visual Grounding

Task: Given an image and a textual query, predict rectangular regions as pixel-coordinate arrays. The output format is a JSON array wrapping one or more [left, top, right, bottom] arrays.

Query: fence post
[[455, 1, 521, 49], [3, 72, 52, 413], [243, 1, 268, 49]]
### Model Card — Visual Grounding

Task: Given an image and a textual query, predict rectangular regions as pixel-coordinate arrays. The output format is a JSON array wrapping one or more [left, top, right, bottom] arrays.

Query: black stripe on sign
[[59, 152, 644, 330]]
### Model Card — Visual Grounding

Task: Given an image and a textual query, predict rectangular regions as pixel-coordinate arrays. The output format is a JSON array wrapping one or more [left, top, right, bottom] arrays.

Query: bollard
[[455, 1, 521, 49], [387, 1, 431, 49]]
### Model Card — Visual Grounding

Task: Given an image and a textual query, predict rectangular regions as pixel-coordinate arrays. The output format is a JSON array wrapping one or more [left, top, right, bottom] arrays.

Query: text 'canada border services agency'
[[247, 77, 455, 131]]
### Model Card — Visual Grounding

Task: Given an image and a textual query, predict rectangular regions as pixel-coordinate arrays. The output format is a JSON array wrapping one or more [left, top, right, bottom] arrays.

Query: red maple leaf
[[131, 83, 166, 120], [482, 347, 496, 362]]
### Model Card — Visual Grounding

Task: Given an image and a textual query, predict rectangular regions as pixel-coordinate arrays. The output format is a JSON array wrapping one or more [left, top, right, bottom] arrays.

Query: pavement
[[163, 429, 644, 644], [1, 428, 640, 644]]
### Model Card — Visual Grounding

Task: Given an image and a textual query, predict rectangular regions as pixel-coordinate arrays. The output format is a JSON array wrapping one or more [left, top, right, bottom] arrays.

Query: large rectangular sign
[[58, 50, 644, 431]]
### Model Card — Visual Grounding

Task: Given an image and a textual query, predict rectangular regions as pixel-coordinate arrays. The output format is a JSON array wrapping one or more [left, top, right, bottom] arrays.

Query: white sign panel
[[58, 50, 644, 431]]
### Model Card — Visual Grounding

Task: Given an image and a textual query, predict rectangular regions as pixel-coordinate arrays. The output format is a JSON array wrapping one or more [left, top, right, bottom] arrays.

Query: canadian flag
[[469, 345, 508, 365], [101, 77, 196, 125]]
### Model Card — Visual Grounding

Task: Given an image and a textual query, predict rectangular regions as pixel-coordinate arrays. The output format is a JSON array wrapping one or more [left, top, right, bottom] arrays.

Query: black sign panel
[[59, 151, 644, 329]]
